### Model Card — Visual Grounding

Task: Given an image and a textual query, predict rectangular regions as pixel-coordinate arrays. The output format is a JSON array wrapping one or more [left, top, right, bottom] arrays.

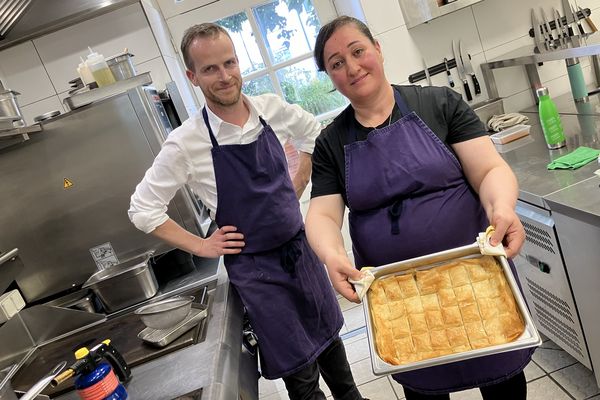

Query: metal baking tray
[[138, 303, 207, 347], [363, 243, 541, 375]]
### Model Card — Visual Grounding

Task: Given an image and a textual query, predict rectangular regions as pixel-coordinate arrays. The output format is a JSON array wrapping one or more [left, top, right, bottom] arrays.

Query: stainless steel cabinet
[[514, 200, 591, 368]]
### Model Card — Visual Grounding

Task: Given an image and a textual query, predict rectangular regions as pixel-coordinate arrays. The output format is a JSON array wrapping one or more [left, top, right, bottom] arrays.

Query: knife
[[540, 8, 555, 50], [553, 8, 566, 49], [562, 0, 580, 47], [571, 4, 585, 35], [422, 58, 432, 86], [531, 9, 547, 53], [458, 41, 480, 96], [443, 57, 454, 87], [452, 41, 472, 101]]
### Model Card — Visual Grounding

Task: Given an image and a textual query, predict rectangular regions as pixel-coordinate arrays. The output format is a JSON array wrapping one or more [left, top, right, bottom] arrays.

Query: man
[[128, 23, 365, 400]]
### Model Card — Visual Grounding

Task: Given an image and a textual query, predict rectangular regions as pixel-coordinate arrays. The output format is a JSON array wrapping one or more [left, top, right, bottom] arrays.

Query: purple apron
[[202, 108, 343, 380], [344, 89, 533, 394]]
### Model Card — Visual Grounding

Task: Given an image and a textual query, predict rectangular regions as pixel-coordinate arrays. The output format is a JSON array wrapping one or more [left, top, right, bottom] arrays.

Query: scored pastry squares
[[367, 256, 525, 366], [391, 315, 411, 338], [397, 274, 420, 298], [413, 332, 433, 353], [446, 326, 470, 348], [448, 263, 470, 286], [421, 294, 440, 311], [369, 281, 388, 305], [404, 296, 424, 314], [381, 276, 403, 301], [388, 300, 406, 319], [416, 269, 451, 294], [454, 285, 475, 305], [430, 329, 451, 350], [463, 258, 491, 282], [460, 303, 481, 323], [425, 310, 444, 329], [477, 298, 498, 320], [408, 313, 428, 334], [442, 305, 462, 326], [472, 279, 495, 298], [438, 288, 457, 307]]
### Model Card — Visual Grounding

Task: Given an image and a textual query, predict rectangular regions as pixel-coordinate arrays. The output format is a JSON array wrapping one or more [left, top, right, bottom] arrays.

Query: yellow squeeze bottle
[[86, 47, 115, 87]]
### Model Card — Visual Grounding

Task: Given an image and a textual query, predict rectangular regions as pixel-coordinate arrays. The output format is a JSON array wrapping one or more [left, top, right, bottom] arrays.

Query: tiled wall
[[359, 0, 600, 112], [0, 3, 172, 125]]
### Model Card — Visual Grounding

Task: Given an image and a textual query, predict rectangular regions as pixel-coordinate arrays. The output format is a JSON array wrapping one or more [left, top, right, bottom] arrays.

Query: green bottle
[[537, 87, 566, 149]]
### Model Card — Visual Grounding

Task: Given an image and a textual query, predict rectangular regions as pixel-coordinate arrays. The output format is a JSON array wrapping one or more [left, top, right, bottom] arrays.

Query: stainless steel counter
[[497, 113, 600, 210], [55, 260, 258, 400]]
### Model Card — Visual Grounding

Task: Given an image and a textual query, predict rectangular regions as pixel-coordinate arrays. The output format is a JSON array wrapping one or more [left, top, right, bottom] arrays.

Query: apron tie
[[388, 199, 404, 235]]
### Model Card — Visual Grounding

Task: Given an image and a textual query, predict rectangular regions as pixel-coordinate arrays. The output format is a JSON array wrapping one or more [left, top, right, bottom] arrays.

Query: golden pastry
[[367, 256, 525, 366]]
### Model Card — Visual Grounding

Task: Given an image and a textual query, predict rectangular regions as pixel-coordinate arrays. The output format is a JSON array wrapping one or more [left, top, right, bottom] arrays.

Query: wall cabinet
[[398, 0, 483, 28]]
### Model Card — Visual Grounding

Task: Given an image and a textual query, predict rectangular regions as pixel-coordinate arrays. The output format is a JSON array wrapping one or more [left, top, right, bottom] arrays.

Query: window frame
[[168, 0, 345, 121]]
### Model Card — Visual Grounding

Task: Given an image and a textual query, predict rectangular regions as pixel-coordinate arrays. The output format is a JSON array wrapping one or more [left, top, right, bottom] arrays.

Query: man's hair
[[180, 23, 232, 71], [314, 16, 375, 72]]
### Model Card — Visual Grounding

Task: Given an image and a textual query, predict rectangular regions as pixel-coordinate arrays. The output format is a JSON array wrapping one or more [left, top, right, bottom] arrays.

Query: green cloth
[[547, 146, 600, 170]]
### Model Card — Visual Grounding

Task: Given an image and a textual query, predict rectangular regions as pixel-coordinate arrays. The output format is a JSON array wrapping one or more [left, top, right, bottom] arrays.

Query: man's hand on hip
[[198, 225, 245, 258]]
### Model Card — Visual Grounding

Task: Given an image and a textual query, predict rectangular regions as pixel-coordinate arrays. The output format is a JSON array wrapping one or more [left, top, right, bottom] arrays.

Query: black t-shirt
[[310, 84, 487, 204]]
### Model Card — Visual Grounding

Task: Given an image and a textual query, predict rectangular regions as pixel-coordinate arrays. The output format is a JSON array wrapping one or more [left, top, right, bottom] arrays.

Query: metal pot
[[0, 90, 24, 127], [82, 253, 158, 312], [106, 52, 136, 81]]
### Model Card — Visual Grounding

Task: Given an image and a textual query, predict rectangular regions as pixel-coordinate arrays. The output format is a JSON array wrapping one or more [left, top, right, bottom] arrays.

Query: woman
[[305, 16, 532, 400]]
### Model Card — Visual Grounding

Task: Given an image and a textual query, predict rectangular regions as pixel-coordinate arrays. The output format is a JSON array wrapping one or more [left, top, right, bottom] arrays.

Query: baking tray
[[138, 303, 207, 347], [362, 243, 541, 375]]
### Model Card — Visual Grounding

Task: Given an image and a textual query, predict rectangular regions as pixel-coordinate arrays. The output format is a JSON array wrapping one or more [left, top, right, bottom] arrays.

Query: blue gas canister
[[52, 340, 131, 400]]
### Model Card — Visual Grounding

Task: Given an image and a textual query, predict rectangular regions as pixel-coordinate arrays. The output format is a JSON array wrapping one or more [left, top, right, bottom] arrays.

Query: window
[[215, 0, 347, 120]]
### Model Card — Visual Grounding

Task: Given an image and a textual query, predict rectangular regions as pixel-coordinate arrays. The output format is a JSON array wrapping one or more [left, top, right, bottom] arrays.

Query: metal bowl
[[134, 296, 194, 330]]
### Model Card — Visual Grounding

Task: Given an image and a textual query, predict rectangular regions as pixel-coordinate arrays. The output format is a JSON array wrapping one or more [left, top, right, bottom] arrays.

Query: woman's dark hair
[[314, 16, 376, 72]]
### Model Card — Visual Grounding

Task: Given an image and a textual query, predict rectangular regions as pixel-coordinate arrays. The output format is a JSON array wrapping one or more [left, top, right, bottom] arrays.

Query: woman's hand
[[324, 253, 364, 303], [489, 207, 525, 259], [197, 226, 245, 258]]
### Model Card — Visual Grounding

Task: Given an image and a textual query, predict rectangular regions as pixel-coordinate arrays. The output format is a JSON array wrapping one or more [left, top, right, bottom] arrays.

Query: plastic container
[[77, 57, 95, 86], [86, 47, 116, 87], [537, 87, 566, 149], [490, 124, 531, 145]]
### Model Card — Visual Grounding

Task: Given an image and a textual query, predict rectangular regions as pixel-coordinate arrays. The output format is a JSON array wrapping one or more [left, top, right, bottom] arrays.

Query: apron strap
[[258, 116, 268, 128], [393, 87, 411, 116], [202, 107, 220, 148]]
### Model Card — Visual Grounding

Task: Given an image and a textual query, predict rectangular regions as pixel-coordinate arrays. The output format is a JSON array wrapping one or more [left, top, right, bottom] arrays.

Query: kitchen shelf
[[64, 72, 153, 109], [479, 35, 600, 103]]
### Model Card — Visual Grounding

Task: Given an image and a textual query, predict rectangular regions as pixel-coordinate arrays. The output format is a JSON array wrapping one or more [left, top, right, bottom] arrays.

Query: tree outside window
[[216, 0, 347, 121]]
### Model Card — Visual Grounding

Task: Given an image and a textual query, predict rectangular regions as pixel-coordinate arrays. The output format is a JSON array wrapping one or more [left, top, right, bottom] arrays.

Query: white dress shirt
[[128, 93, 321, 234]]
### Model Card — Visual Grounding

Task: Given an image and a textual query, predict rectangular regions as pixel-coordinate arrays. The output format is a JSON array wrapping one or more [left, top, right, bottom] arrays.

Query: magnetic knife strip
[[528, 7, 592, 37], [409, 58, 458, 84]]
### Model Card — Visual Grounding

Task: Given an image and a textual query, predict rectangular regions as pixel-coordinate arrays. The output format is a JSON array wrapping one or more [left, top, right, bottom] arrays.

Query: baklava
[[368, 256, 524, 365]]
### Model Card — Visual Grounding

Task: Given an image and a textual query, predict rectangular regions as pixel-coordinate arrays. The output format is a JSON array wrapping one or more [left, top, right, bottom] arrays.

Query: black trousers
[[403, 370, 527, 400], [282, 337, 364, 400]]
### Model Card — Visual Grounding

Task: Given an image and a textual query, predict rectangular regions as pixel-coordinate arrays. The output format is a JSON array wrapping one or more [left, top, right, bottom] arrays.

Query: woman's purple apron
[[343, 89, 533, 393], [202, 108, 343, 379]]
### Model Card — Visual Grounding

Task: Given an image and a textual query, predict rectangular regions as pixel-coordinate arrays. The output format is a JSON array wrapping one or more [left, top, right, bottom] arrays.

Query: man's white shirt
[[128, 93, 321, 233]]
